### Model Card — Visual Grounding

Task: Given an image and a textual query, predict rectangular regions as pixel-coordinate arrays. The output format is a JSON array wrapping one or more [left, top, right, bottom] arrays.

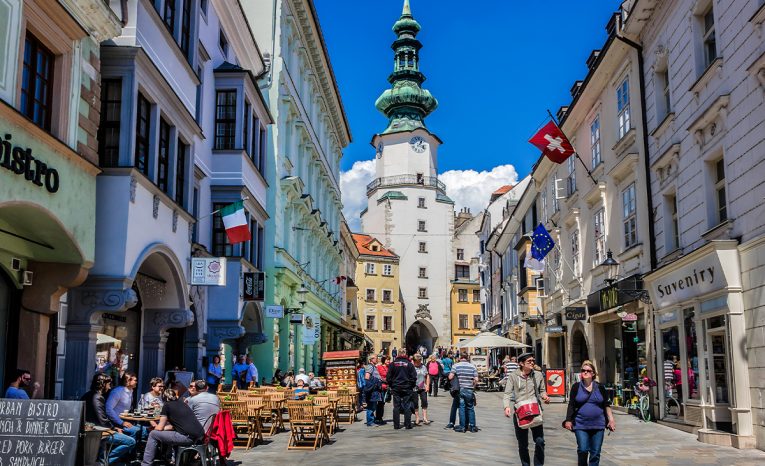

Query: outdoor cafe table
[[310, 404, 331, 444], [119, 413, 161, 424]]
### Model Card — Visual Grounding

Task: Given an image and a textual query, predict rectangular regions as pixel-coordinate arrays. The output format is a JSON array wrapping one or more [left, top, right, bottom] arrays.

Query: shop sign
[[0, 399, 82, 466], [650, 254, 726, 309], [1, 134, 61, 193], [190, 258, 226, 286], [545, 325, 564, 333], [658, 310, 677, 325], [564, 307, 586, 321], [621, 313, 638, 322], [586, 274, 644, 315], [265, 305, 284, 319], [242, 272, 264, 301], [302, 311, 321, 345], [545, 369, 565, 396]]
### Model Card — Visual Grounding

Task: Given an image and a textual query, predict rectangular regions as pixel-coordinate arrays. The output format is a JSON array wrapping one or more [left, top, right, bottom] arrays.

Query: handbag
[[514, 371, 544, 430]]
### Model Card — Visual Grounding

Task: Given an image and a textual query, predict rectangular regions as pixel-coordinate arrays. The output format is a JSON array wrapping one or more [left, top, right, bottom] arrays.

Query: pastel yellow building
[[451, 280, 482, 350], [353, 234, 403, 356]]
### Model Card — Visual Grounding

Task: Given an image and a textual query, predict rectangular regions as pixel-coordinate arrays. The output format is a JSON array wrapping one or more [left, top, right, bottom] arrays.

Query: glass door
[[708, 331, 729, 404]]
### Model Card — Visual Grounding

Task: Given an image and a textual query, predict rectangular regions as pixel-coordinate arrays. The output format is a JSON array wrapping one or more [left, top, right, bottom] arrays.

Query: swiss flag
[[528, 121, 575, 164]]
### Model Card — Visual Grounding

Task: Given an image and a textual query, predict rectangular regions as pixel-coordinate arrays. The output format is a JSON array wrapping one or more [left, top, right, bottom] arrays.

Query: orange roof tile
[[492, 184, 515, 196], [352, 233, 398, 258]]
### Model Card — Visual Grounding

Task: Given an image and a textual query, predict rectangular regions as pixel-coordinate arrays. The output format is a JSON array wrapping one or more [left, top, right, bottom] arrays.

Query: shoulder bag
[[515, 371, 544, 429]]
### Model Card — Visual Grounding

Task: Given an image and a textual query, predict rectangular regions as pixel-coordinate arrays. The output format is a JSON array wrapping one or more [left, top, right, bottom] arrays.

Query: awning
[[322, 319, 367, 347]]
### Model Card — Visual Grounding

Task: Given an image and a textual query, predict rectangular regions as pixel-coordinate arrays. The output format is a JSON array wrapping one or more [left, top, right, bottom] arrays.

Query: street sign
[[265, 305, 284, 318], [545, 325, 564, 333], [191, 257, 226, 285], [564, 307, 586, 321]]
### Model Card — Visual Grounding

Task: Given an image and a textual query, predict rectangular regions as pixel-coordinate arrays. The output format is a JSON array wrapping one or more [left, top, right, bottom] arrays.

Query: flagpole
[[197, 197, 250, 221], [546, 109, 598, 185]]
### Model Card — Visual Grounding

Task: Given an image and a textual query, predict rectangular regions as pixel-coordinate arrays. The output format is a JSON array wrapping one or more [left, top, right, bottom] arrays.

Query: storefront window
[[683, 308, 699, 400], [622, 317, 646, 387], [95, 309, 140, 385]]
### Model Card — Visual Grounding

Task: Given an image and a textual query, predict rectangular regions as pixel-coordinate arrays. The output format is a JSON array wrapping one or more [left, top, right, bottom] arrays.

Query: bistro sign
[[1, 133, 60, 193]]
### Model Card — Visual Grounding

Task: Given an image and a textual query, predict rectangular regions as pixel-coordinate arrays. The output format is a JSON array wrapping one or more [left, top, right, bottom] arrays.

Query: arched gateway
[[405, 319, 438, 355]]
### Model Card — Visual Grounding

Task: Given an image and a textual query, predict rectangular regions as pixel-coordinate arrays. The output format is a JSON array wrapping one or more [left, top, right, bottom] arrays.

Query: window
[[703, 7, 717, 67], [669, 194, 679, 250], [200, 0, 208, 15], [714, 159, 727, 223], [98, 79, 122, 167], [657, 68, 671, 118], [418, 267, 427, 278], [382, 290, 392, 302], [242, 102, 250, 155], [457, 249, 464, 260], [418, 242, 427, 253], [191, 185, 199, 242], [212, 202, 233, 256], [366, 315, 376, 331], [519, 252, 528, 289], [551, 179, 560, 212], [251, 116, 260, 165], [458, 289, 468, 302], [458, 314, 468, 329], [567, 155, 576, 195], [214, 90, 236, 149], [455, 265, 470, 279], [383, 264, 392, 276], [195, 65, 204, 121], [180, 0, 193, 59], [617, 77, 631, 139], [383, 316, 393, 331], [418, 197, 426, 208], [365, 263, 375, 275], [175, 139, 187, 206], [366, 289, 376, 301], [593, 208, 606, 266], [473, 315, 481, 329], [417, 220, 426, 232], [472, 289, 480, 302], [135, 93, 151, 176], [418, 287, 427, 299], [622, 183, 637, 248], [157, 118, 171, 193], [247, 219, 262, 268], [258, 127, 267, 173], [255, 223, 264, 269], [590, 116, 601, 167], [21, 33, 54, 131], [219, 29, 229, 56], [571, 229, 580, 276], [416, 173, 424, 184], [162, 0, 176, 34]]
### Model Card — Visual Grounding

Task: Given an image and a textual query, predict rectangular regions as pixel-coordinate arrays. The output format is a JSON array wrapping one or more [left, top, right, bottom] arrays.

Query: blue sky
[[314, 0, 622, 228]]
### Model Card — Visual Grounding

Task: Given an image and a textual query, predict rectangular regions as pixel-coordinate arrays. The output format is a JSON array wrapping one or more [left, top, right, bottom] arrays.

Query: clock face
[[376, 142, 383, 159], [409, 136, 427, 153]]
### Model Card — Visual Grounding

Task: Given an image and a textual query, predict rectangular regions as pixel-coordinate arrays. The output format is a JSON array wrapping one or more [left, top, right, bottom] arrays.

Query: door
[[706, 328, 732, 429]]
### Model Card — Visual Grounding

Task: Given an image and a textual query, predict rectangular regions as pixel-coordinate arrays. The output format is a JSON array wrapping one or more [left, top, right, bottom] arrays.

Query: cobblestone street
[[229, 391, 765, 465]]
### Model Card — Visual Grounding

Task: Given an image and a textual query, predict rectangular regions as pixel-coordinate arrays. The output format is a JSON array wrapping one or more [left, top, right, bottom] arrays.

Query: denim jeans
[[122, 424, 145, 443], [449, 394, 459, 424], [458, 388, 476, 428], [366, 401, 378, 425], [103, 431, 136, 464], [574, 429, 604, 466]]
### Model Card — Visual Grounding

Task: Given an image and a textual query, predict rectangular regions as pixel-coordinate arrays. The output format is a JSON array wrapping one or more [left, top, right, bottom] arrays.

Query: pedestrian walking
[[441, 352, 454, 389], [386, 348, 416, 429], [412, 354, 431, 425], [444, 364, 461, 430], [427, 354, 441, 397], [363, 354, 383, 427], [375, 356, 390, 424], [503, 352, 550, 466], [449, 352, 478, 433], [563, 360, 615, 466]]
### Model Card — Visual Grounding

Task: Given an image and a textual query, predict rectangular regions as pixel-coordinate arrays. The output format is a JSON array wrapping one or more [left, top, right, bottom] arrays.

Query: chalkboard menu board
[[0, 399, 83, 466]]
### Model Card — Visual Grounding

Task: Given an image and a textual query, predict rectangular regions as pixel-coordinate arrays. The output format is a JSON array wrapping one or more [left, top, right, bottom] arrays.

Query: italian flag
[[221, 201, 250, 244]]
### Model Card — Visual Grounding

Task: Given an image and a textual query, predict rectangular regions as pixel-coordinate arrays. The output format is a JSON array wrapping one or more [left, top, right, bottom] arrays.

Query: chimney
[[586, 50, 601, 70], [570, 80, 583, 98]]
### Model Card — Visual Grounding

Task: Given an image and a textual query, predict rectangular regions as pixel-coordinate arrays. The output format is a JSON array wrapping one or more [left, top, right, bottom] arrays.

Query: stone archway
[[405, 319, 438, 355], [570, 323, 590, 370]]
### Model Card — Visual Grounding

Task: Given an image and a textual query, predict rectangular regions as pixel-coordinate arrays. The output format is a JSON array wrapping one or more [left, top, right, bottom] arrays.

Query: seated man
[[141, 389, 205, 466], [82, 373, 136, 464], [293, 379, 309, 399], [308, 372, 323, 390], [105, 372, 144, 444], [186, 380, 221, 432], [295, 368, 310, 385]]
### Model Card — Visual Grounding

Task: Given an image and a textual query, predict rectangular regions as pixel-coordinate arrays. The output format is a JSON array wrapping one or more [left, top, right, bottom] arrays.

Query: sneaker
[[469, 426, 479, 433], [394, 425, 402, 430], [405, 425, 414, 429], [453, 427, 465, 433], [444, 423, 454, 429]]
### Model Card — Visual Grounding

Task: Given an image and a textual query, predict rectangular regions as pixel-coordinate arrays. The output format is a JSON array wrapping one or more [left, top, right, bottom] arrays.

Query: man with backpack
[[363, 354, 383, 427], [503, 352, 550, 466], [386, 348, 417, 429]]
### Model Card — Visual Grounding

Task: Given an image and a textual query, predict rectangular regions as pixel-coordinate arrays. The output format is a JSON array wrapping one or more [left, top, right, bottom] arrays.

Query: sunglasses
[[581, 369, 594, 374]]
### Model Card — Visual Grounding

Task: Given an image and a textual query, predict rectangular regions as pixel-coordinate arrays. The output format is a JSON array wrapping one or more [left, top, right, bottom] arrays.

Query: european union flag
[[531, 224, 555, 261]]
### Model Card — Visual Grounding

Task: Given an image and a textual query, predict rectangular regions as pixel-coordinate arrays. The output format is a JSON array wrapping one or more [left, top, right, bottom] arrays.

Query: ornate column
[[142, 307, 194, 389], [207, 321, 245, 384], [64, 280, 137, 399]]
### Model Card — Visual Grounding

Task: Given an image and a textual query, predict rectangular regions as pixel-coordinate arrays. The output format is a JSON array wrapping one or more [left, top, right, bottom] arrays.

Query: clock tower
[[362, 0, 454, 354]]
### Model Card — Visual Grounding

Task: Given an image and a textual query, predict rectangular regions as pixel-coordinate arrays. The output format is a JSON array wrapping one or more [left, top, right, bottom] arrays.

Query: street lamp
[[600, 249, 619, 286], [518, 296, 544, 326], [350, 314, 359, 330]]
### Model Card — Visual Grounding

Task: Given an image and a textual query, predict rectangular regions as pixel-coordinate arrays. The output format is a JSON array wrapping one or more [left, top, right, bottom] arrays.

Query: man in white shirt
[[295, 368, 310, 385]]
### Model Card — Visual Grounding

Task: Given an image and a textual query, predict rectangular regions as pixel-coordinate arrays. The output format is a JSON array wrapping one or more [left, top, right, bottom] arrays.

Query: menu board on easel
[[323, 350, 360, 390]]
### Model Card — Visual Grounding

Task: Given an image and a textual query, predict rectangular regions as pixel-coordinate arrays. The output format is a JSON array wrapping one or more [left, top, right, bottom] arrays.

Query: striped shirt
[[503, 361, 519, 375], [452, 361, 478, 389]]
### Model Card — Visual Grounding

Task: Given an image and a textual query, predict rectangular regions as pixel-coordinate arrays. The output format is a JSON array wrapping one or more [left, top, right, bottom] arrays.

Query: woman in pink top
[[427, 355, 442, 397]]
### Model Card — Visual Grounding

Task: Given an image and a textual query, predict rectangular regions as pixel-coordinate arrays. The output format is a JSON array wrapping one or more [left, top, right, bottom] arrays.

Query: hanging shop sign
[[545, 326, 564, 334], [0, 399, 83, 466], [265, 305, 284, 319], [586, 274, 644, 315], [242, 272, 264, 301], [0, 134, 60, 193], [302, 311, 321, 345], [650, 254, 725, 308], [545, 369, 566, 397], [621, 313, 638, 322], [190, 258, 226, 286], [564, 307, 586, 321]]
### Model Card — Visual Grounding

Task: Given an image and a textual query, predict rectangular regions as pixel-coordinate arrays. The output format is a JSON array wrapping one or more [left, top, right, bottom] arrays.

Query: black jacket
[[564, 382, 610, 425], [386, 356, 416, 391], [82, 390, 112, 428]]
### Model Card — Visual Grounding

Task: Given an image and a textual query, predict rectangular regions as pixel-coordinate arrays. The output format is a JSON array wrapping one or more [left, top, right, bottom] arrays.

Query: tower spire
[[374, 0, 438, 134]]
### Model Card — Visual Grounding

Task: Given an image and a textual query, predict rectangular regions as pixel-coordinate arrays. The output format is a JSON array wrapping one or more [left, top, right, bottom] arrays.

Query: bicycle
[[664, 381, 681, 417], [634, 377, 656, 422]]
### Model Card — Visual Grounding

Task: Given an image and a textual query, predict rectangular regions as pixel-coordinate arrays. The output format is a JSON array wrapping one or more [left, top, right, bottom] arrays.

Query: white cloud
[[441, 164, 519, 214], [340, 161, 519, 231], [340, 160, 376, 231]]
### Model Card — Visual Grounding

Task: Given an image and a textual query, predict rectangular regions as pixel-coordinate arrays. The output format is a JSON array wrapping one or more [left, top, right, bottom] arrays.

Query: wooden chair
[[336, 390, 356, 424], [286, 401, 322, 450], [260, 395, 285, 436], [312, 397, 337, 435], [222, 400, 256, 449], [243, 397, 264, 445]]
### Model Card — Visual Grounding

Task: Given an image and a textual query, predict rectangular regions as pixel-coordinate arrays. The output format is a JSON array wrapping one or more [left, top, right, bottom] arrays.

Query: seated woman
[[282, 371, 296, 388], [272, 369, 285, 386], [293, 380, 309, 399]]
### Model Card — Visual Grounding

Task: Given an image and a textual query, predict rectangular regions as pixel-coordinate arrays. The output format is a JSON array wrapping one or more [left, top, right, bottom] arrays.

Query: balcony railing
[[367, 174, 446, 195]]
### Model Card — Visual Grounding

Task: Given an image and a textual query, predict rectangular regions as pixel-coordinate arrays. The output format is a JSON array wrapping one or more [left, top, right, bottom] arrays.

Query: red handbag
[[515, 398, 541, 427]]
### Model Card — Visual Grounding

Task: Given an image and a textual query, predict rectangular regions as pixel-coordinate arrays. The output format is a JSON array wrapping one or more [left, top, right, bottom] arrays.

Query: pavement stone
[[228, 391, 765, 465]]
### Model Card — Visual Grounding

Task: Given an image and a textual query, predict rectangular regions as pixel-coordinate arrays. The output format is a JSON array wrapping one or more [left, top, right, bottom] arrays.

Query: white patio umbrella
[[457, 331, 531, 349]]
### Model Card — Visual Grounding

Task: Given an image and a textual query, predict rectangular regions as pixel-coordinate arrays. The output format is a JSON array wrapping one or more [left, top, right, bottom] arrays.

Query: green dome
[[393, 16, 420, 35]]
